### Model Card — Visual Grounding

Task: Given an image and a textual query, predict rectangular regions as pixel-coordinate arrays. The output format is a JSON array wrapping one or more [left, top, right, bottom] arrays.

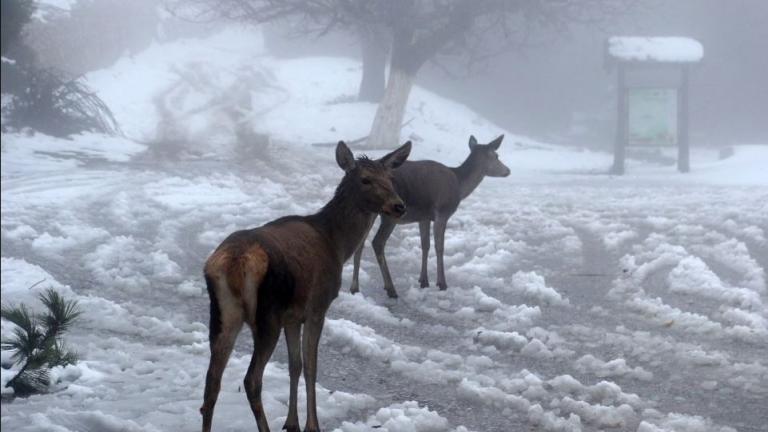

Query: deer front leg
[[302, 317, 326, 432], [245, 318, 282, 432], [372, 218, 398, 298], [350, 216, 375, 294], [350, 243, 365, 294], [418, 220, 431, 288], [434, 215, 448, 290], [282, 323, 302, 432]]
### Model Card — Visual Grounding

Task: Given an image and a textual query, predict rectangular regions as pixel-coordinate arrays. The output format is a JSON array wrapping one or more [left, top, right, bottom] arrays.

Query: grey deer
[[201, 141, 411, 432], [350, 135, 510, 298]]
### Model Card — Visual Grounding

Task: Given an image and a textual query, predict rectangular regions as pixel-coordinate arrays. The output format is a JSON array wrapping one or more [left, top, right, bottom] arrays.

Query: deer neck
[[453, 153, 486, 200], [313, 182, 373, 262]]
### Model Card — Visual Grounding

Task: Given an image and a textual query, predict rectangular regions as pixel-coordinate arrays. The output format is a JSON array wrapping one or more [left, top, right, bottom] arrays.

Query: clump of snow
[[507, 271, 569, 306], [555, 397, 636, 429], [324, 319, 410, 363], [472, 328, 528, 351], [334, 401, 464, 432], [330, 292, 414, 327], [0, 257, 74, 304], [83, 235, 183, 292], [608, 36, 703, 63], [694, 238, 765, 293], [28, 408, 159, 432], [574, 354, 653, 381], [31, 223, 110, 256], [1, 367, 18, 396], [177, 280, 203, 297], [639, 412, 737, 432], [668, 256, 764, 312]]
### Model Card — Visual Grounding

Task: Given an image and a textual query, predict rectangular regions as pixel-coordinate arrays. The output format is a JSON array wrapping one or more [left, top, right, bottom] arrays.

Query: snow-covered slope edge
[[85, 26, 612, 173]]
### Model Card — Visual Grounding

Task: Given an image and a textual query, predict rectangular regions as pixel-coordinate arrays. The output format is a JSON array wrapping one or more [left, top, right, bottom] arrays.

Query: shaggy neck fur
[[312, 171, 373, 262]]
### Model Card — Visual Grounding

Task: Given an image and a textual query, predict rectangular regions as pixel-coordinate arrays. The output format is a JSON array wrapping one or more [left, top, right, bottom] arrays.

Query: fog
[[267, 0, 768, 148], [2, 1, 767, 432]]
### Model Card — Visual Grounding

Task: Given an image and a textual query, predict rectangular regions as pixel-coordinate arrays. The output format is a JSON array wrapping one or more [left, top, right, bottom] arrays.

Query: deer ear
[[489, 134, 504, 150], [380, 141, 411, 169], [468, 135, 478, 150], [336, 141, 356, 172]]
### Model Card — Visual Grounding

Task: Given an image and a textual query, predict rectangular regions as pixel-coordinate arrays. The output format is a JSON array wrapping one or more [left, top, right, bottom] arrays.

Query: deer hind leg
[[418, 220, 431, 288], [434, 214, 449, 290], [282, 322, 303, 432], [302, 317, 326, 432], [372, 217, 398, 298], [201, 274, 244, 432], [350, 215, 375, 294], [245, 316, 282, 432]]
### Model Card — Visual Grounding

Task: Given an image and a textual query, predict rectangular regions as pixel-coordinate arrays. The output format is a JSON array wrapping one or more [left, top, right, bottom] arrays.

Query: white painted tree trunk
[[365, 67, 415, 149]]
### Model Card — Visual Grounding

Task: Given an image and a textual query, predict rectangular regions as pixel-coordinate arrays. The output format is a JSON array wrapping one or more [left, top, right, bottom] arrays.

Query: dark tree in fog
[[168, 0, 391, 103], [356, 22, 388, 102], [363, 0, 635, 149], [173, 0, 635, 148], [1, 0, 34, 55]]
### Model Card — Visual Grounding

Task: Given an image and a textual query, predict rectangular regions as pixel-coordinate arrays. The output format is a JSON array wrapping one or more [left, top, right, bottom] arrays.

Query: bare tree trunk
[[357, 26, 388, 103], [364, 66, 415, 149]]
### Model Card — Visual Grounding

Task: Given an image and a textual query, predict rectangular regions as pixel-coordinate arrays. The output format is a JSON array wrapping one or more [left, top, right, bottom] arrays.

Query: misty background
[[19, 0, 768, 150], [266, 0, 768, 149]]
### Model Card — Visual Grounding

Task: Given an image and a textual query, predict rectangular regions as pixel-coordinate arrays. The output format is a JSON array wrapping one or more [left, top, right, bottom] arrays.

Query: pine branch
[[39, 288, 82, 337], [1, 288, 81, 397]]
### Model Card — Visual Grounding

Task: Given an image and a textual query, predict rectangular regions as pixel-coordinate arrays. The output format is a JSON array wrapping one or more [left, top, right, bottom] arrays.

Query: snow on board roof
[[608, 37, 703, 63]]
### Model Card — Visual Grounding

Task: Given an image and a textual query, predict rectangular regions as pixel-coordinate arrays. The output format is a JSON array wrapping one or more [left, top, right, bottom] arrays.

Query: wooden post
[[612, 65, 627, 175], [677, 65, 690, 173]]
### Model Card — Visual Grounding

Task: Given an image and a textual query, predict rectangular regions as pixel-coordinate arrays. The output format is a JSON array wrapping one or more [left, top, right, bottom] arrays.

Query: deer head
[[336, 140, 412, 218], [468, 134, 511, 177]]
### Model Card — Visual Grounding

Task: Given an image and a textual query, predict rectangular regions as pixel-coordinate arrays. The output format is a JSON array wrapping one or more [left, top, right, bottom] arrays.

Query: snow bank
[[86, 26, 267, 145]]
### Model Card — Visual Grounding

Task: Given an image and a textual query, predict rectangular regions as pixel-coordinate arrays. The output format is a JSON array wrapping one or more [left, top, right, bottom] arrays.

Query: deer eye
[[361, 178, 372, 185]]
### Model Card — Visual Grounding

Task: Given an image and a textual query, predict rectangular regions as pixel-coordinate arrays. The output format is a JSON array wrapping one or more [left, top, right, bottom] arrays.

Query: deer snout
[[393, 203, 406, 216], [490, 163, 511, 178], [384, 200, 406, 218]]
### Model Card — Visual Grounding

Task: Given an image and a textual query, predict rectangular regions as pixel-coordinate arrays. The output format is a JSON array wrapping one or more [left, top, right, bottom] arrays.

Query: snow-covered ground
[[2, 26, 767, 432]]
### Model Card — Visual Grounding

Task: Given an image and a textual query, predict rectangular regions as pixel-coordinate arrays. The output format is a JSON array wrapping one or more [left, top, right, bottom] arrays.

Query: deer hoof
[[419, 279, 429, 288], [349, 281, 360, 294], [386, 289, 399, 299], [282, 424, 301, 432], [438, 282, 448, 290]]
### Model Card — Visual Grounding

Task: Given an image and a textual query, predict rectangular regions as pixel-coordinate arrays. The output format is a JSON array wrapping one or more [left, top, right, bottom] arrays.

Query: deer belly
[[395, 205, 433, 223]]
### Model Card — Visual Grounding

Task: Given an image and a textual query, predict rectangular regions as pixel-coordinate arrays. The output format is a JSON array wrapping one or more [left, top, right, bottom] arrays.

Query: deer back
[[392, 160, 462, 222]]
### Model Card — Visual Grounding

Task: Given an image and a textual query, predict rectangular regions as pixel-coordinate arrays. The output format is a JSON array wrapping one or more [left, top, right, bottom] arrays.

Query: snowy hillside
[[2, 25, 767, 432]]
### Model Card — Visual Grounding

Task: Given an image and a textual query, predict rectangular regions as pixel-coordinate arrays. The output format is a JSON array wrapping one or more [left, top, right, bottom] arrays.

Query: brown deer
[[349, 135, 510, 298], [200, 141, 411, 432]]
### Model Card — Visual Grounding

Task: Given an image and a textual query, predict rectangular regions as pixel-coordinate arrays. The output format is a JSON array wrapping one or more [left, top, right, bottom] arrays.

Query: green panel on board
[[628, 88, 677, 146]]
